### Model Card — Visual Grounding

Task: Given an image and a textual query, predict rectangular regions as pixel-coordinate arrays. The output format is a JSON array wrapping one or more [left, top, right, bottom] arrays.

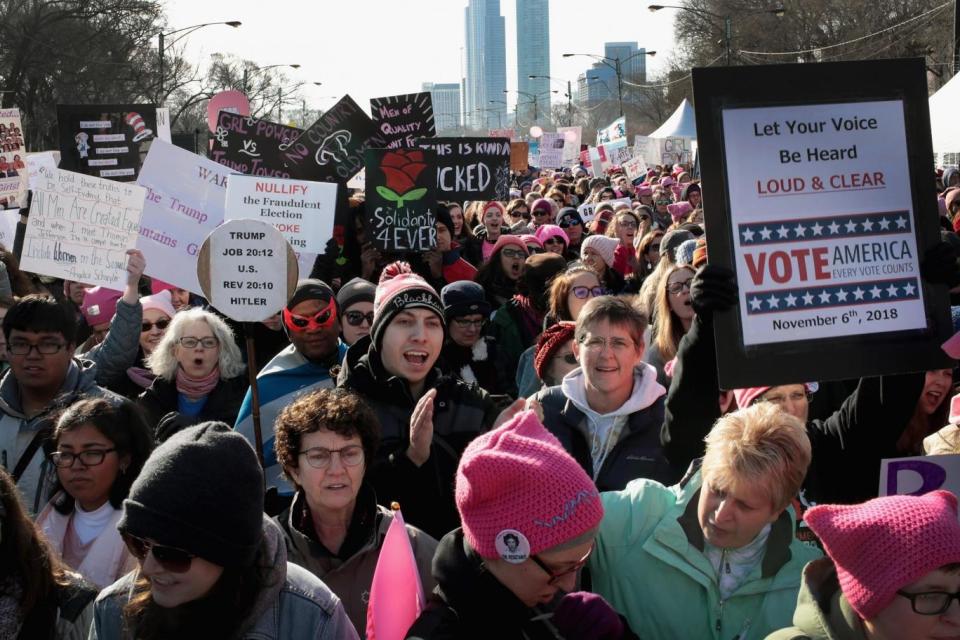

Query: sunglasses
[[559, 218, 581, 228], [122, 532, 195, 573], [141, 318, 170, 333], [544, 237, 565, 245], [283, 298, 336, 332], [344, 310, 374, 327]]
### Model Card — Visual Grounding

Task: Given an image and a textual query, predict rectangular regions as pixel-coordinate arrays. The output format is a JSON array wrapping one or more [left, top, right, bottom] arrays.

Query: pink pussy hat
[[80, 287, 121, 326], [455, 410, 603, 562]]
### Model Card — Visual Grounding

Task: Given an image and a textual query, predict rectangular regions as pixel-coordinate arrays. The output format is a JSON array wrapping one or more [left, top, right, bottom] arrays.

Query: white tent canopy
[[649, 98, 697, 139], [930, 72, 960, 159]]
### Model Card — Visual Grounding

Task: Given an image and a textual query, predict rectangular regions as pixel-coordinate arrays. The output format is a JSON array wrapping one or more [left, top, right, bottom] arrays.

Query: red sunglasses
[[282, 298, 337, 332]]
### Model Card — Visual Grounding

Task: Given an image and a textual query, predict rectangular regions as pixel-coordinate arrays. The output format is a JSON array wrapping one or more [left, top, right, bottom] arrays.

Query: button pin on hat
[[495, 529, 531, 564]]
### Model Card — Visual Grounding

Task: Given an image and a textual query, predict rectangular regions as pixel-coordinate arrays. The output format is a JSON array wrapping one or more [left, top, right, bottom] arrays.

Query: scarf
[[175, 366, 220, 401], [127, 366, 156, 390], [511, 294, 543, 342]]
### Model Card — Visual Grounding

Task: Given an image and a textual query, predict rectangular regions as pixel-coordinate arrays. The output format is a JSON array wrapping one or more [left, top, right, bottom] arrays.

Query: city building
[[464, 0, 507, 129], [422, 82, 461, 132], [576, 42, 648, 108], [516, 0, 550, 124]]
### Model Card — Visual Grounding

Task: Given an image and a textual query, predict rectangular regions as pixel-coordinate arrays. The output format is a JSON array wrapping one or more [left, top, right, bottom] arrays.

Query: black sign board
[[210, 111, 301, 178], [57, 104, 159, 181], [370, 92, 436, 149], [415, 137, 510, 202], [364, 148, 438, 252], [693, 58, 951, 389], [282, 95, 387, 183]]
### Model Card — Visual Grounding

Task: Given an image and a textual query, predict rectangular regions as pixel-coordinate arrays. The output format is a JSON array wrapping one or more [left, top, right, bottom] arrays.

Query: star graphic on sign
[[741, 228, 756, 243], [793, 223, 807, 237], [818, 290, 832, 304], [878, 217, 891, 230], [811, 222, 824, 236], [759, 227, 772, 241], [869, 286, 883, 299], [802, 292, 815, 305], [886, 284, 899, 298], [895, 217, 907, 229], [828, 221, 841, 234], [835, 288, 849, 302], [785, 293, 798, 307], [749, 297, 762, 311], [861, 218, 874, 232], [903, 282, 916, 296], [845, 220, 859, 233], [777, 225, 790, 239], [767, 294, 781, 309], [853, 287, 865, 300]]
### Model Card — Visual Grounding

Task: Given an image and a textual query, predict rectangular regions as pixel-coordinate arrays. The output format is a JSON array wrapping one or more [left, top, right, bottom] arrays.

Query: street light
[[648, 4, 785, 66], [242, 63, 301, 94], [530, 75, 580, 126], [504, 89, 557, 123], [562, 50, 656, 117], [158, 21, 241, 98], [488, 100, 508, 127]]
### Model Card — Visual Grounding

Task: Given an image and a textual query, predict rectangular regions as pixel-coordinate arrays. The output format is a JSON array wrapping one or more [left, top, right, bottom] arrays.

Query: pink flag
[[944, 331, 960, 359], [365, 509, 425, 640]]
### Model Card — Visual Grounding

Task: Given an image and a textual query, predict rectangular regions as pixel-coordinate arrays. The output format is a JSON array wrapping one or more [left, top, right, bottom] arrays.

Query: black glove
[[920, 240, 959, 287], [690, 264, 738, 317]]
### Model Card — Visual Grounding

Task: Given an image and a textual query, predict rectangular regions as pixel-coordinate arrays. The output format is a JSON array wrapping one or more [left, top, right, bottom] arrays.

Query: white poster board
[[722, 100, 926, 346], [538, 132, 565, 169], [26, 152, 58, 190], [559, 126, 582, 166], [597, 116, 627, 149], [225, 175, 337, 253], [136, 140, 228, 294], [880, 454, 960, 499], [623, 155, 649, 181], [22, 167, 144, 289], [0, 210, 18, 248]]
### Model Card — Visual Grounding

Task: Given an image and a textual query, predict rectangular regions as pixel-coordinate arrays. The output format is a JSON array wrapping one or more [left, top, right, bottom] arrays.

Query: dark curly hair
[[274, 388, 380, 486]]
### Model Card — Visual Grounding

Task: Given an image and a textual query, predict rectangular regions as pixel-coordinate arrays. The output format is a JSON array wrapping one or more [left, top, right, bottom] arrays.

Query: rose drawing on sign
[[377, 150, 427, 208]]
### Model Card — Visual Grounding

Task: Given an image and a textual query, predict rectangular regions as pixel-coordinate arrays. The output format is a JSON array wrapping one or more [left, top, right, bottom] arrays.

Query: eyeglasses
[[283, 299, 337, 333], [122, 533, 196, 573], [897, 590, 960, 615], [667, 280, 693, 295], [530, 544, 594, 586], [501, 248, 527, 260], [50, 448, 116, 468], [527, 246, 544, 254], [616, 219, 638, 230], [8, 341, 68, 355], [656, 199, 672, 206], [178, 336, 219, 349], [141, 319, 170, 333], [762, 391, 809, 406], [344, 310, 374, 327], [580, 335, 635, 353], [299, 445, 364, 470], [452, 317, 485, 329], [571, 286, 605, 299]]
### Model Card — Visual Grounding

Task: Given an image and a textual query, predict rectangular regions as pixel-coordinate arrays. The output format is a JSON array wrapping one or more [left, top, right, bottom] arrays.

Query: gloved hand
[[690, 264, 738, 317], [552, 592, 625, 640], [920, 240, 959, 287]]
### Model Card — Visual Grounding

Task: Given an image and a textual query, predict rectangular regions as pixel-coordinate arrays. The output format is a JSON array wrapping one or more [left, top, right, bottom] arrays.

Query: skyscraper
[[516, 0, 550, 125], [575, 42, 647, 108], [422, 82, 462, 132], [464, 0, 507, 130]]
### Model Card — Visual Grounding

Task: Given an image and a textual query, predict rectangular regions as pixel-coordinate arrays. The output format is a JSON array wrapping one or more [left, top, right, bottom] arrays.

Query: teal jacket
[[590, 468, 822, 640]]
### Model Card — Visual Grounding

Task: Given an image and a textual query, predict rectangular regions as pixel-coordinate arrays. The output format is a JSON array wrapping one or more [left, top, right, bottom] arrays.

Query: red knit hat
[[534, 322, 576, 381], [490, 234, 528, 257], [455, 410, 603, 561], [805, 490, 960, 620]]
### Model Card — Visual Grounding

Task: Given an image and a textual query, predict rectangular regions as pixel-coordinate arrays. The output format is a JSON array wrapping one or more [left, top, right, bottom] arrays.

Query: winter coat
[[590, 466, 823, 640], [440, 244, 478, 284], [438, 336, 509, 396], [489, 297, 541, 383], [79, 298, 143, 388], [660, 313, 926, 505], [138, 374, 248, 442], [13, 571, 96, 640], [0, 358, 122, 514], [278, 485, 438, 635], [90, 517, 360, 640], [36, 496, 136, 589], [337, 337, 502, 539], [765, 558, 868, 640], [535, 364, 678, 490]]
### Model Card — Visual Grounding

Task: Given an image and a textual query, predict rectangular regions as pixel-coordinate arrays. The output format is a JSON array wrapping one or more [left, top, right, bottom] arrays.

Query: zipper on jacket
[[715, 548, 727, 636]]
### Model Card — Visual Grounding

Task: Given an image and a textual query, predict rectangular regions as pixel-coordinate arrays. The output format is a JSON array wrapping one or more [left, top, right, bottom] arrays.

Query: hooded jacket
[[765, 558, 868, 640], [90, 517, 359, 640], [535, 364, 678, 490], [139, 374, 248, 442], [337, 337, 502, 539], [590, 467, 823, 640]]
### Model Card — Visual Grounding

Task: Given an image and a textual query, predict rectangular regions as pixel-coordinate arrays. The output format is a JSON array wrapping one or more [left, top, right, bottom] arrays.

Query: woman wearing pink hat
[[475, 201, 507, 262], [768, 490, 960, 639], [108, 289, 176, 399], [475, 236, 529, 308]]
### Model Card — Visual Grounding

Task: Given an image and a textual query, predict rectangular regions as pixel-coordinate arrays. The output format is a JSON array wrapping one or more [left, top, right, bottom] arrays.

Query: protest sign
[[597, 116, 627, 149], [659, 137, 692, 165], [371, 93, 435, 149], [880, 454, 960, 498], [57, 104, 161, 181], [22, 167, 144, 289], [490, 128, 516, 141], [633, 135, 654, 165], [225, 175, 337, 253], [528, 141, 540, 168], [417, 137, 510, 201], [588, 147, 603, 177], [364, 148, 438, 252], [511, 142, 529, 172], [207, 90, 251, 132], [623, 155, 649, 181], [559, 126, 582, 166], [283, 95, 387, 182], [693, 59, 951, 388], [347, 168, 366, 190], [605, 144, 633, 167], [136, 140, 229, 294], [25, 152, 58, 190], [577, 203, 596, 223], [156, 108, 172, 143], [0, 108, 27, 210], [0, 210, 18, 247], [538, 132, 565, 169], [210, 111, 302, 178]]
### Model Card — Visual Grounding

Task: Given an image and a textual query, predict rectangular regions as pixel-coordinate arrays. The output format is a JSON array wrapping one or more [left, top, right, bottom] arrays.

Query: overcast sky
[[162, 0, 680, 115]]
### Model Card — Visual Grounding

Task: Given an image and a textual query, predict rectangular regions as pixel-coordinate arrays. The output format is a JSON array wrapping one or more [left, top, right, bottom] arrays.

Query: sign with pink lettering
[[370, 92, 435, 150]]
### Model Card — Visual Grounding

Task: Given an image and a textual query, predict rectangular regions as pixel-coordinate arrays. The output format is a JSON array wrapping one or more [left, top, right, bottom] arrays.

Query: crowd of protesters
[[0, 158, 959, 639]]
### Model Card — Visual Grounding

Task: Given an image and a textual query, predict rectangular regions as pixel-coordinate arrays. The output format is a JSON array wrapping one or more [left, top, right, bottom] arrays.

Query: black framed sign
[[693, 58, 952, 389]]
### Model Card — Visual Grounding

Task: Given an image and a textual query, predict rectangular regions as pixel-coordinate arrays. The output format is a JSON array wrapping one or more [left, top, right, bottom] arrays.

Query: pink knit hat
[[581, 235, 618, 269], [531, 198, 555, 220], [150, 277, 176, 295], [490, 234, 529, 257], [667, 201, 693, 222], [455, 410, 603, 560], [950, 393, 960, 424], [636, 185, 653, 197], [80, 287, 121, 327], [733, 384, 818, 410], [805, 490, 960, 620], [660, 176, 676, 188], [140, 289, 176, 319], [534, 224, 569, 247], [520, 234, 543, 251], [483, 200, 506, 218]]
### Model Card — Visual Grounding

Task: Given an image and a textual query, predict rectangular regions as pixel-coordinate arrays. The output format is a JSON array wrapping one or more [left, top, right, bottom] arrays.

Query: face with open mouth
[[288, 428, 365, 514], [483, 205, 503, 238], [666, 267, 696, 322], [380, 309, 444, 389], [921, 368, 953, 416], [499, 247, 526, 281], [174, 319, 220, 379]]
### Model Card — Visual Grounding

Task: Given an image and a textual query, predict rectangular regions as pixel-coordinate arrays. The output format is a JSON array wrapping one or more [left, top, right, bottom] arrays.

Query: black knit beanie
[[336, 277, 376, 312], [370, 262, 444, 351], [118, 422, 265, 568]]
